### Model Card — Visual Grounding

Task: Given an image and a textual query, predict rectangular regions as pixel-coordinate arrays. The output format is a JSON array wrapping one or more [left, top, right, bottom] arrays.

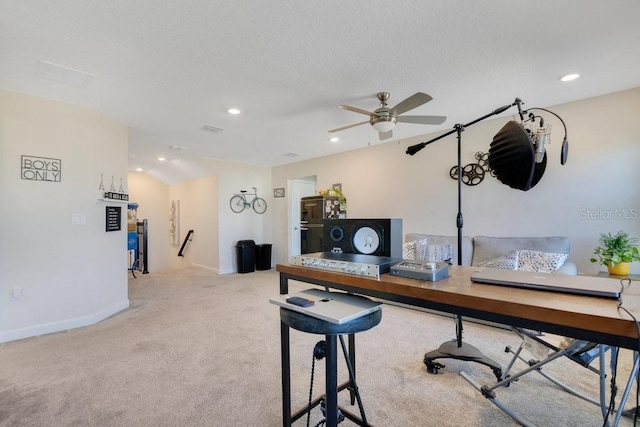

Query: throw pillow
[[403, 240, 417, 260], [414, 239, 453, 263], [516, 250, 568, 273], [478, 251, 519, 270]]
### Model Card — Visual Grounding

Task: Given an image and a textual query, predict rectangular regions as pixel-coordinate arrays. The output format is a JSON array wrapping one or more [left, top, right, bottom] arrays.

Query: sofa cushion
[[414, 240, 453, 262], [405, 233, 473, 266], [402, 241, 417, 260], [472, 236, 570, 266], [516, 250, 569, 273], [478, 250, 519, 270]]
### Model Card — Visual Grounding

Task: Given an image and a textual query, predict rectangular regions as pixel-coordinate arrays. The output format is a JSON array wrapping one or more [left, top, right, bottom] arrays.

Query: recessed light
[[330, 137, 339, 143], [559, 73, 580, 82], [135, 168, 143, 172], [157, 157, 166, 161], [228, 108, 241, 115]]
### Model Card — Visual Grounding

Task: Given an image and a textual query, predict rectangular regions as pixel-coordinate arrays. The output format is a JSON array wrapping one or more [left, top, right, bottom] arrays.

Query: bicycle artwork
[[230, 187, 267, 214]]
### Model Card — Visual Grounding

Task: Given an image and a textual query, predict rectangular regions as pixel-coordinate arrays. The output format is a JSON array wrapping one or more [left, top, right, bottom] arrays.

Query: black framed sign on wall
[[105, 206, 122, 232]]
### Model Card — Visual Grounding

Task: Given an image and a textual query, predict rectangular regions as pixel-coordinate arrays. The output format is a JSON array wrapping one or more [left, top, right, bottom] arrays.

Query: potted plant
[[590, 231, 640, 275]]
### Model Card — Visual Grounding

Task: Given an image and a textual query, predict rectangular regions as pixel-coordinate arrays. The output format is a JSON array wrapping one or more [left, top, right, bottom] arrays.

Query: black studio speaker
[[322, 218, 403, 258]]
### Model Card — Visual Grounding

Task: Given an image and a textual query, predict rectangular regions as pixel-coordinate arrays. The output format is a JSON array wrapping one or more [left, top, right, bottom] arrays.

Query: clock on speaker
[[322, 218, 402, 258]]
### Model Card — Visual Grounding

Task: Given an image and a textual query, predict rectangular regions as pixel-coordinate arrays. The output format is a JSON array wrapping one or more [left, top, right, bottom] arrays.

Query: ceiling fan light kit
[[371, 115, 397, 132]]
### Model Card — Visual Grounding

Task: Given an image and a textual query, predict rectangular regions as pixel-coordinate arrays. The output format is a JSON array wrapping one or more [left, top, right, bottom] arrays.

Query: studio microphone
[[534, 125, 551, 163], [522, 107, 568, 165]]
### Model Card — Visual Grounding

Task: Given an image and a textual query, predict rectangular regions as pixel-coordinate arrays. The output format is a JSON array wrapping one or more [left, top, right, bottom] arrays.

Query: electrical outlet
[[11, 288, 23, 299]]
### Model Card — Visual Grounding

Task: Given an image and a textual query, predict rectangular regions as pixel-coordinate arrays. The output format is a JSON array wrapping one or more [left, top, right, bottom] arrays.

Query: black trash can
[[236, 240, 256, 273], [255, 243, 272, 270]]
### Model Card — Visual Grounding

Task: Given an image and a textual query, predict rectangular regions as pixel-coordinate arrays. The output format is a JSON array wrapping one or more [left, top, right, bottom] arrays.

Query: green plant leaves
[[591, 231, 640, 267]]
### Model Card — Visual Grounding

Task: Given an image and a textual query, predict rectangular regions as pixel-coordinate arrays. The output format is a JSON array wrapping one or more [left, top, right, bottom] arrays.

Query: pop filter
[[488, 120, 546, 191]]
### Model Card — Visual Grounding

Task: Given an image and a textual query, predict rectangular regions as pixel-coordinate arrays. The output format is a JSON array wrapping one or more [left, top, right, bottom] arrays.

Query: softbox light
[[489, 120, 547, 191]]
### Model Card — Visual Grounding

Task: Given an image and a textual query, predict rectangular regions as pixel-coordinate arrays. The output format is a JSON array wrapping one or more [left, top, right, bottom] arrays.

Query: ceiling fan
[[329, 92, 447, 140]]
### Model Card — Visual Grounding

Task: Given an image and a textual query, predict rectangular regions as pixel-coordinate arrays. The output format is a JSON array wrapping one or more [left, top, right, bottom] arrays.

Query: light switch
[[71, 213, 86, 225]]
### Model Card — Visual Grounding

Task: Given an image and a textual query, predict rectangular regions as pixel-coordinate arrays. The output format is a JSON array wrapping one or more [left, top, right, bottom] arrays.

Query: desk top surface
[[277, 264, 640, 347]]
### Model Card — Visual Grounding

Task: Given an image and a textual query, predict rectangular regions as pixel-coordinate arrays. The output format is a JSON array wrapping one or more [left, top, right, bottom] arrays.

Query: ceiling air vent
[[202, 125, 224, 133], [284, 152, 300, 158], [36, 60, 94, 87]]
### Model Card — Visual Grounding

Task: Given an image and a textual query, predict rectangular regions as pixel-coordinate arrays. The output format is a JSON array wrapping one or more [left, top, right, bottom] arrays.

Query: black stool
[[280, 306, 381, 427]]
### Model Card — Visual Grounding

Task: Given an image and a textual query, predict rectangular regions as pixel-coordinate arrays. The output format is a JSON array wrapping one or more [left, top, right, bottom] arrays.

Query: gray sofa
[[400, 233, 577, 329], [404, 233, 577, 275]]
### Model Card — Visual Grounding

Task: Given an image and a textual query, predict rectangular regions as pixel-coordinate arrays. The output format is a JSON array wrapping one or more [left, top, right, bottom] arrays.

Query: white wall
[[169, 175, 219, 272], [272, 88, 640, 275], [127, 171, 172, 272], [198, 158, 272, 274], [0, 91, 130, 343], [128, 160, 271, 275]]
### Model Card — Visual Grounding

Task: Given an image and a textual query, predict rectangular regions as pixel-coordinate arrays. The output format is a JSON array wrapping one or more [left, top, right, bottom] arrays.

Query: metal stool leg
[[340, 334, 368, 424], [325, 334, 338, 426]]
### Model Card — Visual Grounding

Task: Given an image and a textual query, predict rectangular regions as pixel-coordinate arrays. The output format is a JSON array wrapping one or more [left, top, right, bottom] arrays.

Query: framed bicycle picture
[[273, 188, 285, 198]]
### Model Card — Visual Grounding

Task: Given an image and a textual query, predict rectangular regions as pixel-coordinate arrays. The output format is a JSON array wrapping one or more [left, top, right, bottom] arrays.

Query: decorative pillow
[[414, 239, 453, 263], [478, 251, 519, 270], [516, 250, 568, 273], [403, 240, 417, 260]]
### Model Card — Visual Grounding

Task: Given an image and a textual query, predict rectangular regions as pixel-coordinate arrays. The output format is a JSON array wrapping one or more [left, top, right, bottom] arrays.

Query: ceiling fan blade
[[329, 120, 369, 133], [338, 105, 375, 116], [391, 92, 433, 115], [379, 130, 393, 140], [397, 115, 447, 125]]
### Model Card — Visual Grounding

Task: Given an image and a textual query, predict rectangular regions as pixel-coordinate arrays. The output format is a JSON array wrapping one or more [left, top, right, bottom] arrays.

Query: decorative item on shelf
[[334, 186, 347, 218], [101, 191, 129, 201], [98, 173, 129, 201], [590, 230, 640, 276], [318, 185, 347, 218]]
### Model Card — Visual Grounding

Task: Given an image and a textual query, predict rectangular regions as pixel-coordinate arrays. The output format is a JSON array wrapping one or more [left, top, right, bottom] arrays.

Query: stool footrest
[[290, 381, 353, 423]]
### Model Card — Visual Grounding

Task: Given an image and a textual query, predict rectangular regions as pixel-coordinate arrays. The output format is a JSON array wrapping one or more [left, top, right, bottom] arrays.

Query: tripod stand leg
[[424, 316, 502, 381]]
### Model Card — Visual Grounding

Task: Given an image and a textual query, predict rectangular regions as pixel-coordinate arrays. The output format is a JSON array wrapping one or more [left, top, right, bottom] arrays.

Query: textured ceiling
[[2, 1, 639, 184]]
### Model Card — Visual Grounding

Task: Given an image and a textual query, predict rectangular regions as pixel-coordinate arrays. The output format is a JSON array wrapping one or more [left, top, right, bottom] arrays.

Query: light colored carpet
[[0, 268, 637, 426]]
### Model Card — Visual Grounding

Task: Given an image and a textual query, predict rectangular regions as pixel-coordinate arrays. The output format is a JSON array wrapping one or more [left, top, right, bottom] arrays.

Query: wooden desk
[[279, 264, 640, 349], [277, 264, 640, 426]]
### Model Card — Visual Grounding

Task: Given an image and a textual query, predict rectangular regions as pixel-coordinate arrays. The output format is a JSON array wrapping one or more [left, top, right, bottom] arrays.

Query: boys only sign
[[21, 155, 61, 182]]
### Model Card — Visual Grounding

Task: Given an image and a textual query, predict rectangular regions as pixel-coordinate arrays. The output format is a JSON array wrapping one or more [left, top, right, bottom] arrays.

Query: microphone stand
[[406, 98, 521, 380]]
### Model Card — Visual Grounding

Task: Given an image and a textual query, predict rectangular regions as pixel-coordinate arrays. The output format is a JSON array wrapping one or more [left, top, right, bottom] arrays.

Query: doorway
[[288, 177, 317, 260]]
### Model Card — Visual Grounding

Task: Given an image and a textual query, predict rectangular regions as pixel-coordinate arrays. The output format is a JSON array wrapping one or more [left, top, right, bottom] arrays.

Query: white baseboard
[[0, 299, 130, 344], [191, 263, 219, 274]]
